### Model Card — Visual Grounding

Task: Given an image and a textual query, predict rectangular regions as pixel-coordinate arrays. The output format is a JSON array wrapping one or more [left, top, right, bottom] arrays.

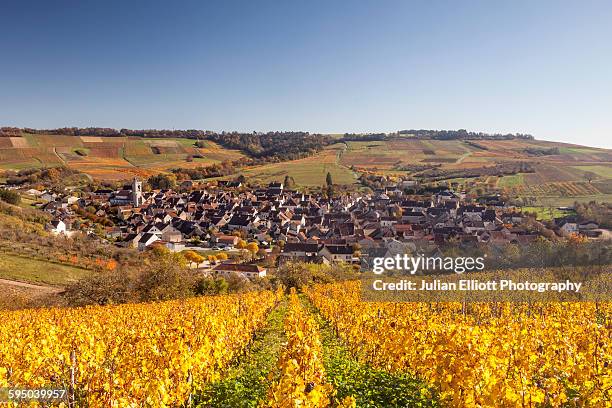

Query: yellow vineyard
[[1, 283, 610, 407], [0, 290, 279, 407], [306, 282, 612, 407], [265, 291, 355, 408]]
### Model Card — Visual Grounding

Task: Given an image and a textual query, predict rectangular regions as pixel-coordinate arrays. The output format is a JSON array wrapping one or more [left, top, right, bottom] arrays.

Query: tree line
[[396, 129, 534, 140], [204, 131, 331, 158]]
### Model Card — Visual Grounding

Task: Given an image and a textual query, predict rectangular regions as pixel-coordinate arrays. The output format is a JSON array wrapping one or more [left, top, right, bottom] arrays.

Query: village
[[29, 177, 609, 279]]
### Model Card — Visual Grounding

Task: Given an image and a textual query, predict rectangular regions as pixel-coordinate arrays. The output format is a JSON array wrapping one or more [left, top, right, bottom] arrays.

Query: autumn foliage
[[306, 282, 611, 407]]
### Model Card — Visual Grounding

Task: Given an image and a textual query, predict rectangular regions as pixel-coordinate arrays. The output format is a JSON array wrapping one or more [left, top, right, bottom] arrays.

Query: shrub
[[0, 189, 20, 205]]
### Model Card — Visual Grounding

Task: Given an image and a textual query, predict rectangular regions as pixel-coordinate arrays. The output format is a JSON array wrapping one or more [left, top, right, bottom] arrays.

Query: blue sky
[[1, 1, 611, 148]]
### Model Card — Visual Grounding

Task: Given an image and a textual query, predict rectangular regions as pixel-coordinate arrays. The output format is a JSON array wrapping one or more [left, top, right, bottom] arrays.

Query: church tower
[[132, 178, 143, 207]]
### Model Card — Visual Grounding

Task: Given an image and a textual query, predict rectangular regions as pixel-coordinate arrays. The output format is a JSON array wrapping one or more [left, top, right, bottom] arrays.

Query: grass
[[570, 165, 612, 179], [0, 252, 92, 285], [520, 206, 575, 221], [0, 160, 45, 170], [498, 173, 525, 187], [17, 195, 39, 209], [533, 194, 612, 207], [195, 300, 287, 407], [558, 146, 604, 154], [238, 150, 357, 186]]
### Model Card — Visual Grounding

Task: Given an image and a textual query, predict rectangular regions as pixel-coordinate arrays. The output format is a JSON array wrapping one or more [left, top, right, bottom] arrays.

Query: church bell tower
[[132, 178, 143, 207]]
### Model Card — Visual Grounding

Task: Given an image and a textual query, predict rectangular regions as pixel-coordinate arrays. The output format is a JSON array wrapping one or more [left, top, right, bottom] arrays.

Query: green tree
[[148, 174, 177, 189], [63, 267, 135, 306], [0, 189, 20, 205], [137, 245, 192, 301], [583, 171, 597, 183], [283, 175, 296, 189], [194, 277, 229, 295]]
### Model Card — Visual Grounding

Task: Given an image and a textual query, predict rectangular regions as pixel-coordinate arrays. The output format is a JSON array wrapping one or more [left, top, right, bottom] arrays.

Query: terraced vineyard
[[508, 180, 602, 196]]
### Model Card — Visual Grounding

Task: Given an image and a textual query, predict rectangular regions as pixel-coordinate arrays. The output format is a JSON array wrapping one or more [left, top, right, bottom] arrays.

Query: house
[[40, 191, 57, 202], [213, 263, 267, 278], [435, 190, 459, 203], [110, 189, 134, 205], [267, 182, 283, 195], [215, 234, 240, 248], [91, 189, 113, 199], [62, 196, 80, 205], [138, 233, 159, 250], [319, 245, 355, 264], [26, 188, 43, 196], [47, 220, 66, 235], [380, 216, 398, 227], [227, 215, 255, 231], [559, 221, 578, 234], [383, 238, 416, 256], [402, 211, 426, 224], [161, 226, 183, 243], [121, 233, 141, 248], [282, 242, 321, 258]]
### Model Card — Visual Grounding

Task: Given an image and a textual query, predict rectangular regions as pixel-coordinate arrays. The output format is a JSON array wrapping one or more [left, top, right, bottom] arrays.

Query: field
[[571, 165, 612, 179], [332, 137, 611, 200], [1, 281, 609, 407], [340, 139, 472, 170], [519, 206, 575, 221], [237, 147, 358, 187], [0, 134, 244, 179], [0, 253, 92, 285], [1, 134, 610, 203], [497, 173, 524, 188]]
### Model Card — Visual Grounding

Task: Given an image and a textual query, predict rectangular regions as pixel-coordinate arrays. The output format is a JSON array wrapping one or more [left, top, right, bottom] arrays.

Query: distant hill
[[0, 128, 610, 206]]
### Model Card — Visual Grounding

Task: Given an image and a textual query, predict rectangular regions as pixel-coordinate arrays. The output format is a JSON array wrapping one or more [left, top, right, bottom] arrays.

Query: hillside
[[0, 133, 244, 179], [331, 137, 612, 204], [1, 131, 611, 204]]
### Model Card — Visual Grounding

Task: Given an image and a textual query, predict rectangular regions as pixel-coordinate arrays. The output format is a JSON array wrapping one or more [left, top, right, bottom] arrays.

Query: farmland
[[236, 147, 358, 187], [0, 133, 244, 179], [0, 253, 91, 286], [1, 132, 610, 203]]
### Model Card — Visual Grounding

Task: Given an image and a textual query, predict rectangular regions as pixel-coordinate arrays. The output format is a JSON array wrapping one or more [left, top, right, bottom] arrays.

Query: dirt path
[[0, 278, 62, 292], [52, 147, 67, 164]]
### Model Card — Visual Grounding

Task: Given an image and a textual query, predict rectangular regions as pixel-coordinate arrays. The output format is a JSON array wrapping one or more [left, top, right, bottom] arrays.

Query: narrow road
[[52, 147, 66, 164], [0, 278, 62, 293]]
